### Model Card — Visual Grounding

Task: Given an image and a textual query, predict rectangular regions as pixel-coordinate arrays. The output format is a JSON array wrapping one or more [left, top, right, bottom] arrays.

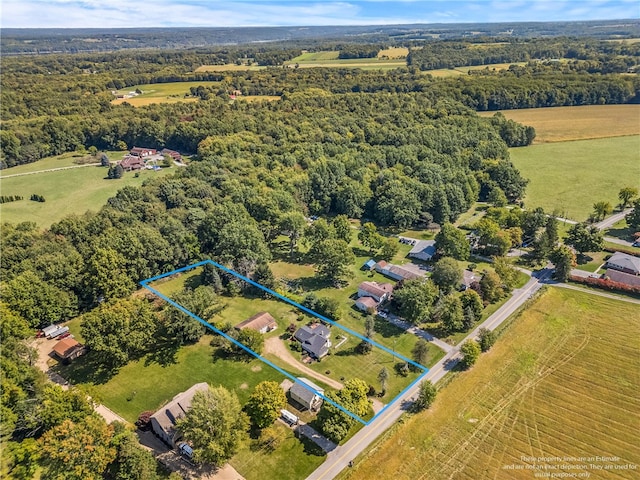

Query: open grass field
[[344, 288, 640, 480], [0, 161, 172, 228], [478, 105, 640, 143], [510, 135, 640, 221], [423, 62, 527, 78], [111, 81, 220, 106], [0, 150, 124, 177]]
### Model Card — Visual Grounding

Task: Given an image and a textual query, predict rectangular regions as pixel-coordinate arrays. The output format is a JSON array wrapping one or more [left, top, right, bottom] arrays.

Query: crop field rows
[[345, 289, 640, 480], [144, 260, 429, 425]]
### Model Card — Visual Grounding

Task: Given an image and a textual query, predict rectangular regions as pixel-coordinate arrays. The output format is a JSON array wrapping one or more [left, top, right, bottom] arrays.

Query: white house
[[408, 239, 437, 261]]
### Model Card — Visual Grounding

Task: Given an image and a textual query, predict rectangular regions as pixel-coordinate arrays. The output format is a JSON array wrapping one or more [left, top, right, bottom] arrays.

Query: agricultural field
[[478, 104, 640, 143], [285, 51, 406, 70], [423, 62, 527, 77], [194, 64, 266, 72], [110, 81, 220, 106], [0, 157, 172, 227], [377, 47, 409, 59], [344, 288, 640, 480], [510, 135, 640, 221]]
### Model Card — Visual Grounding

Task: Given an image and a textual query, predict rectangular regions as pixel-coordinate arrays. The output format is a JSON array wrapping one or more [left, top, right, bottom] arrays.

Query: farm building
[[605, 252, 640, 275], [234, 312, 277, 333], [150, 382, 209, 447], [605, 268, 640, 287], [355, 296, 379, 312], [52, 337, 86, 363], [357, 281, 394, 303], [289, 378, 324, 411], [161, 148, 183, 162], [294, 324, 331, 359], [119, 155, 145, 171], [408, 239, 437, 261], [375, 261, 425, 281], [130, 146, 157, 157]]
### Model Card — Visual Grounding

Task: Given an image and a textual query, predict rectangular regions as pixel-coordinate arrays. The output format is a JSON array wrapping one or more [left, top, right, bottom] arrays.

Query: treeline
[[0, 195, 23, 203], [408, 37, 640, 71], [3, 60, 639, 168], [338, 44, 383, 59]]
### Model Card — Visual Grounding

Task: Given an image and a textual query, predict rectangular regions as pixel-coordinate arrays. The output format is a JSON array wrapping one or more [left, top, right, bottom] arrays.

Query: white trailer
[[41, 324, 59, 337]]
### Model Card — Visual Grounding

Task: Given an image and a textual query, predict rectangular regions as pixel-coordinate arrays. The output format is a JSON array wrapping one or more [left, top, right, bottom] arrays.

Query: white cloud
[[1, 0, 638, 28]]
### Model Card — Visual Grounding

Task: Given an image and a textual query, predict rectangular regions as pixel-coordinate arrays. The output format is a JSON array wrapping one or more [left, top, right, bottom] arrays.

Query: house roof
[[290, 377, 324, 406], [120, 155, 145, 167], [364, 259, 377, 269], [375, 260, 388, 269], [294, 324, 330, 358], [356, 296, 378, 309], [235, 312, 277, 331], [358, 281, 394, 298], [388, 264, 423, 280], [151, 383, 209, 435], [605, 269, 640, 287], [462, 270, 479, 287], [606, 252, 640, 274], [52, 337, 80, 358], [409, 240, 437, 258]]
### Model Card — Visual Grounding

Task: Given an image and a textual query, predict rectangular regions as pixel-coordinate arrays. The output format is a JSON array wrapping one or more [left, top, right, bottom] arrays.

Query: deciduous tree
[[478, 327, 497, 352], [413, 381, 437, 411], [431, 257, 463, 293], [566, 223, 604, 255], [245, 381, 287, 429], [435, 223, 470, 260], [176, 385, 249, 466], [619, 187, 638, 208], [460, 340, 481, 369], [314, 238, 355, 286], [393, 279, 438, 324]]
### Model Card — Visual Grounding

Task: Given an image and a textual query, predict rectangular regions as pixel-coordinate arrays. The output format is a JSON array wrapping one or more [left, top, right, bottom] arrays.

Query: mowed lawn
[[478, 104, 640, 143], [344, 288, 640, 480], [0, 163, 172, 228], [510, 135, 640, 221]]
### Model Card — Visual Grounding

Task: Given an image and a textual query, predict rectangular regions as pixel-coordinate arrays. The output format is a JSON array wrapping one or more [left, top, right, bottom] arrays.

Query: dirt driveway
[[264, 337, 344, 390]]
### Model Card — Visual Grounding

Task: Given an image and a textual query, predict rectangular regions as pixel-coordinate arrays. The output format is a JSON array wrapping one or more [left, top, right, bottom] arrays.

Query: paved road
[[603, 235, 634, 247], [594, 209, 631, 231], [384, 314, 454, 353], [306, 268, 551, 480]]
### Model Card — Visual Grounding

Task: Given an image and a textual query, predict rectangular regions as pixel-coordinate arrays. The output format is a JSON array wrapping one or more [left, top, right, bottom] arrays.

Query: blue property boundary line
[[141, 260, 430, 426]]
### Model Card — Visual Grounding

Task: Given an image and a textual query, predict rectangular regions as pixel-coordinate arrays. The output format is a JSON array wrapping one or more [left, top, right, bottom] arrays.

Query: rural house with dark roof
[[357, 281, 394, 303], [294, 324, 332, 359], [150, 382, 209, 447], [605, 252, 640, 275]]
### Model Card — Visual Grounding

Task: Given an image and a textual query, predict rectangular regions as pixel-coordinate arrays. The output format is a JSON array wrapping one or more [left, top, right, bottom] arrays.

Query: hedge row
[[0, 195, 23, 204], [569, 275, 640, 295]]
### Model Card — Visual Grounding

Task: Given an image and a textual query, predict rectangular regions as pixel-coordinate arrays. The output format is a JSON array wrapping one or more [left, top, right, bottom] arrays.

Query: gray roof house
[[294, 324, 332, 359], [605, 252, 640, 275], [408, 240, 437, 261], [150, 382, 209, 447], [605, 268, 640, 287], [289, 377, 324, 411]]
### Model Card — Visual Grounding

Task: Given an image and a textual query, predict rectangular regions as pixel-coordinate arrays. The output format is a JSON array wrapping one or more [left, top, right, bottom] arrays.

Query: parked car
[[632, 240, 640, 247], [58, 332, 73, 340]]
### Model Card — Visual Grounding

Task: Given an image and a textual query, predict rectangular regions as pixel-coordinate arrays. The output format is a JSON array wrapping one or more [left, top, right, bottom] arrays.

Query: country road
[[0, 162, 101, 178], [594, 208, 632, 231], [306, 268, 551, 480]]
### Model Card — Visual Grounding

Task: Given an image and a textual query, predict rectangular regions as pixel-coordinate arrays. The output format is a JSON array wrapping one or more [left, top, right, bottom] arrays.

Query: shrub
[[569, 275, 640, 295], [136, 411, 154, 431]]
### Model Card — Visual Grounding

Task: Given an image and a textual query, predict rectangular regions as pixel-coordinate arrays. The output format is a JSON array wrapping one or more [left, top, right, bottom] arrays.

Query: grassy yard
[[343, 288, 640, 480], [56, 334, 283, 423], [0, 161, 172, 228], [478, 104, 640, 143], [230, 423, 325, 480], [0, 150, 126, 177], [510, 135, 640, 222], [606, 218, 637, 242]]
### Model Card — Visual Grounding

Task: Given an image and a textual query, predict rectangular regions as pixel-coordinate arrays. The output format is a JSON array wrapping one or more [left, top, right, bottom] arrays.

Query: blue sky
[[2, 1, 638, 29]]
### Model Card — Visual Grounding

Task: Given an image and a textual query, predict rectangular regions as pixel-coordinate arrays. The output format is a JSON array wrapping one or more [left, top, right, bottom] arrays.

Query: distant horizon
[[2, 0, 639, 29]]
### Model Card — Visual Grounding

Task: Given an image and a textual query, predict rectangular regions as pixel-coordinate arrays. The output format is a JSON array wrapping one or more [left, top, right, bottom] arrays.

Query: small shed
[[355, 296, 378, 312], [363, 259, 377, 271], [42, 324, 59, 337]]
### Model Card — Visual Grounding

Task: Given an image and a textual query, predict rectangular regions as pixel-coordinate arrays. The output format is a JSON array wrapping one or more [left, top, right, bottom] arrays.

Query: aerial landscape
[[1, 1, 639, 479]]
